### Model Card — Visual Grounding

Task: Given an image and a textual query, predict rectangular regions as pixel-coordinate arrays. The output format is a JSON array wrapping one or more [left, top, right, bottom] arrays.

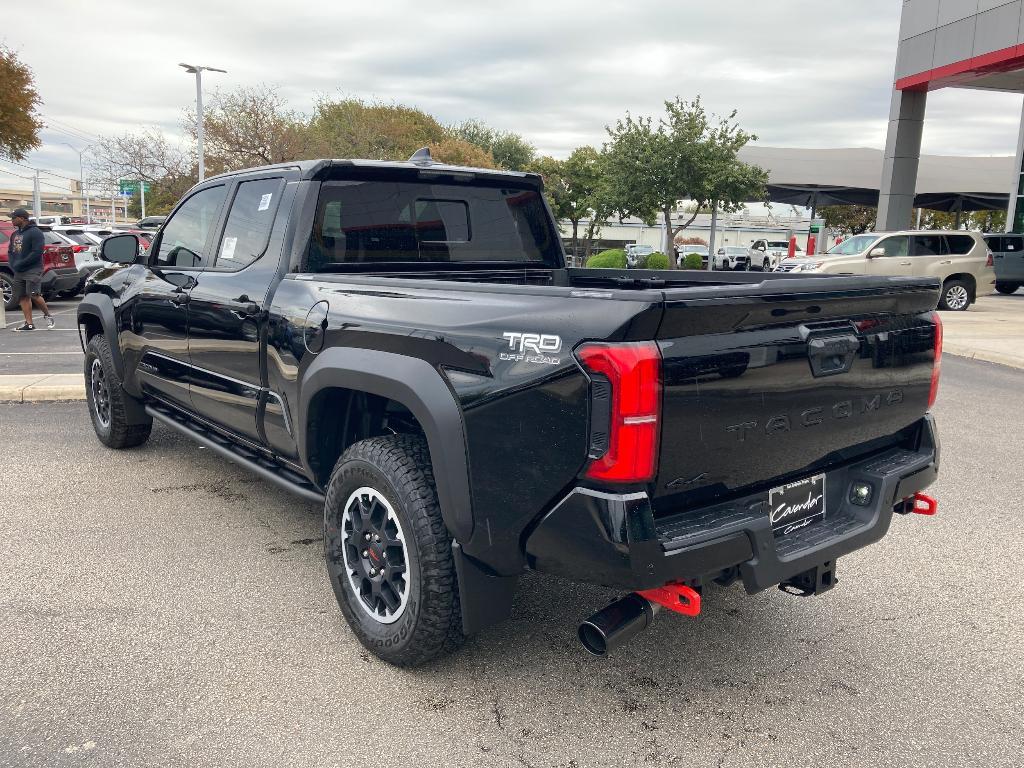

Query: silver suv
[[776, 230, 995, 311]]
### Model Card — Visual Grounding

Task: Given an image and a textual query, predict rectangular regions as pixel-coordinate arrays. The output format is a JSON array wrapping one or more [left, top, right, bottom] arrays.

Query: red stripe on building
[[895, 43, 1024, 91]]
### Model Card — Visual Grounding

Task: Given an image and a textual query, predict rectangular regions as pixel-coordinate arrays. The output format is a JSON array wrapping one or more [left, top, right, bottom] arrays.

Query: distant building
[[0, 182, 129, 223]]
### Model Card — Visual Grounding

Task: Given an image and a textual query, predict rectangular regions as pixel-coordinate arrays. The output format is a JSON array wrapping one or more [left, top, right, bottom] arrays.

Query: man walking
[[8, 209, 55, 331]]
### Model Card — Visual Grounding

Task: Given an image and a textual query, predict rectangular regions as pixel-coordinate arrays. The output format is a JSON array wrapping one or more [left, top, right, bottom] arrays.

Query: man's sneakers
[[10, 316, 53, 331]]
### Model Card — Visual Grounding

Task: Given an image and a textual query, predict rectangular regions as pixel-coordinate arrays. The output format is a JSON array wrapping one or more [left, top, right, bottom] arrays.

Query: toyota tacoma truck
[[78, 151, 943, 665]]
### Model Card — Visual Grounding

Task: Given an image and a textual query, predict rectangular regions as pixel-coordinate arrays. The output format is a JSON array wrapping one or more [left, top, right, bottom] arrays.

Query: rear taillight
[[986, 250, 994, 267], [576, 341, 662, 483], [929, 312, 942, 408]]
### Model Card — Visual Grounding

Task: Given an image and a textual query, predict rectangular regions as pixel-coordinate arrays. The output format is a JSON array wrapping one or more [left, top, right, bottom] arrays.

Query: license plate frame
[[769, 473, 826, 537]]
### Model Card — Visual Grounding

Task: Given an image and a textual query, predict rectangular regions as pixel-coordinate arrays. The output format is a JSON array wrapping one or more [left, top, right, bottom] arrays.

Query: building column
[[1005, 97, 1024, 233], [877, 89, 927, 232]]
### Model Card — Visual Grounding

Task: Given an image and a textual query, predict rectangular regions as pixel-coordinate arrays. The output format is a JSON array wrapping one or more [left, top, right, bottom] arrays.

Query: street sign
[[118, 180, 151, 196]]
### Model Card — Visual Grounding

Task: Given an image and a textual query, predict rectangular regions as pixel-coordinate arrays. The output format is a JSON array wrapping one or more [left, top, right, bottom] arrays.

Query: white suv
[[776, 230, 995, 311]]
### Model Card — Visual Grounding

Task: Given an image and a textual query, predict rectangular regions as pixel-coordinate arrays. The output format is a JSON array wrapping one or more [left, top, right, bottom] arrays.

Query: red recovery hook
[[909, 492, 938, 516], [637, 583, 701, 617]]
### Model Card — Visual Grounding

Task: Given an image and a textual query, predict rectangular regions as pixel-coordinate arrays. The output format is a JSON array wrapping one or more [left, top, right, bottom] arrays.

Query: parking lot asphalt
[[1, 296, 84, 375], [1, 355, 1021, 768]]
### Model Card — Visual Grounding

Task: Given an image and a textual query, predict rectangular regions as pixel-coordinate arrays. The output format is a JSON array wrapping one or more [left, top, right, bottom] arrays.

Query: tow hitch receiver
[[779, 560, 837, 597], [638, 583, 701, 616]]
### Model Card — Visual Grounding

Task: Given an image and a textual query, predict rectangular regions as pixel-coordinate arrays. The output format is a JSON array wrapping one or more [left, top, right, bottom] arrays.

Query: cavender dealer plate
[[769, 473, 826, 537]]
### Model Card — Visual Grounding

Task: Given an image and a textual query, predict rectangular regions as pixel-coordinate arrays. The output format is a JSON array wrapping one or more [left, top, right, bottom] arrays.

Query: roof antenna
[[409, 147, 433, 164]]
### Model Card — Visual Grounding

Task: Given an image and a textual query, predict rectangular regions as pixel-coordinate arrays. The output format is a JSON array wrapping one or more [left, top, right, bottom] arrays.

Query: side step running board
[[145, 405, 326, 504]]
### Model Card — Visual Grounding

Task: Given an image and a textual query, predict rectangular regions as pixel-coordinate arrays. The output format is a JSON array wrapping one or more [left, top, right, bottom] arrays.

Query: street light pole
[[62, 142, 93, 222], [179, 63, 227, 182]]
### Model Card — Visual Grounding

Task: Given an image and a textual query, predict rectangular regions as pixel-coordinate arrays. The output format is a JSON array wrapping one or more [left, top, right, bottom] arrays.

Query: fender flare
[[298, 347, 474, 542], [76, 294, 126, 381]]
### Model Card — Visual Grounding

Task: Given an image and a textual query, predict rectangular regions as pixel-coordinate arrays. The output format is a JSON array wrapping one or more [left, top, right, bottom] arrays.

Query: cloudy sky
[[3, 0, 1023, 193]]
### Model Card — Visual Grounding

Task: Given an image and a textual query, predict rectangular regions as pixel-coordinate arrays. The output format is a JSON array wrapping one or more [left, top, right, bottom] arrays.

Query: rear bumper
[[525, 415, 940, 593], [43, 267, 81, 293]]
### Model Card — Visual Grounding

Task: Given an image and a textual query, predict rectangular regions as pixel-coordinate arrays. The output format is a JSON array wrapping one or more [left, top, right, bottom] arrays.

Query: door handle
[[939, 260, 952, 265], [226, 300, 261, 317], [899, 261, 912, 266]]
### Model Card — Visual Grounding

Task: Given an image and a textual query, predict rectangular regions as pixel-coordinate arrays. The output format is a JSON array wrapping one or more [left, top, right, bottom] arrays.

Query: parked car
[[49, 226, 109, 297], [750, 238, 803, 271], [625, 243, 655, 268], [0, 222, 81, 310], [675, 244, 709, 267], [136, 216, 166, 230], [714, 246, 751, 270], [983, 233, 1024, 295], [776, 230, 995, 311], [77, 155, 944, 666]]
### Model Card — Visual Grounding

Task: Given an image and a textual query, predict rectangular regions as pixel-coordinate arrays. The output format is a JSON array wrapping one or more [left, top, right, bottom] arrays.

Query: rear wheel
[[938, 279, 972, 311], [995, 281, 1020, 295], [84, 335, 152, 448], [324, 434, 463, 666], [1, 273, 18, 311]]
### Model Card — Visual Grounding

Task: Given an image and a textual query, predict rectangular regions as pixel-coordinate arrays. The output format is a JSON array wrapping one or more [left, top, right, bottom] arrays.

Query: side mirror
[[101, 233, 140, 264], [868, 247, 885, 258], [757, 245, 767, 251]]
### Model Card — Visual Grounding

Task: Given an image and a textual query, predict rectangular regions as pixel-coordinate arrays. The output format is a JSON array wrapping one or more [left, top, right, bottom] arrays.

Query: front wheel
[[995, 281, 1020, 295], [938, 279, 972, 311], [324, 434, 463, 666], [721, 258, 730, 270], [762, 257, 771, 272], [84, 335, 152, 448]]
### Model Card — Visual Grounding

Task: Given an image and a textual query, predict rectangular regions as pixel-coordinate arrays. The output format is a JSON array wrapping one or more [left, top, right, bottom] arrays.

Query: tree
[[0, 46, 43, 161], [602, 97, 766, 264], [427, 137, 497, 168], [916, 207, 1006, 232], [448, 119, 536, 171], [184, 85, 315, 174], [91, 128, 194, 217], [530, 146, 606, 263], [310, 97, 448, 161], [821, 205, 877, 235]]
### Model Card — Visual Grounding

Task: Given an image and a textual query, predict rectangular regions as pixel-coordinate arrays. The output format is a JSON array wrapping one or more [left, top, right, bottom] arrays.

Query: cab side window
[[877, 235, 909, 257], [154, 185, 227, 269], [213, 178, 283, 272]]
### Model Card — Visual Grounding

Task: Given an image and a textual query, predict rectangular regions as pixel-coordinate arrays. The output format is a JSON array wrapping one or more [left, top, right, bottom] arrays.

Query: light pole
[[62, 142, 93, 222], [179, 63, 227, 181]]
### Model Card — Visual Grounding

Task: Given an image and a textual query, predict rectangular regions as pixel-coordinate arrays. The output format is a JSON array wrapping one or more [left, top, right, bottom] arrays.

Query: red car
[[1, 221, 81, 311]]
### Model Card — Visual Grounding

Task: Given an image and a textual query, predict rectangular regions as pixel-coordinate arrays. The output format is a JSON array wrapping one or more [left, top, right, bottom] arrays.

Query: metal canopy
[[738, 146, 1012, 212]]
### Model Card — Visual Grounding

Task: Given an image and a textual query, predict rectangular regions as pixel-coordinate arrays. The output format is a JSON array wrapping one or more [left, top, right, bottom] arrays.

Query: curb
[[0, 374, 86, 403], [943, 343, 1024, 371]]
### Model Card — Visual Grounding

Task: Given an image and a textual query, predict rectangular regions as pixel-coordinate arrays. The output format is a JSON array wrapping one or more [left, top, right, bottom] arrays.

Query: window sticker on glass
[[221, 235, 238, 259], [258, 193, 273, 212]]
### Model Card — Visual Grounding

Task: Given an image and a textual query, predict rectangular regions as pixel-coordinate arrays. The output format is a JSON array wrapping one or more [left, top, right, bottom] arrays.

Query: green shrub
[[645, 251, 669, 270], [587, 249, 627, 269], [682, 252, 704, 270]]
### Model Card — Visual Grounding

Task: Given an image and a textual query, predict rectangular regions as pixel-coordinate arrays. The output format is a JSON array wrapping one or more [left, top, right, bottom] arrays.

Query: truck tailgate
[[652, 278, 940, 512]]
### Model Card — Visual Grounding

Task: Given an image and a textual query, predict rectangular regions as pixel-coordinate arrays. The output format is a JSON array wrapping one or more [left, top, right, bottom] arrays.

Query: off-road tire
[[938, 279, 972, 311], [995, 281, 1020, 295], [84, 335, 152, 449], [324, 434, 463, 666]]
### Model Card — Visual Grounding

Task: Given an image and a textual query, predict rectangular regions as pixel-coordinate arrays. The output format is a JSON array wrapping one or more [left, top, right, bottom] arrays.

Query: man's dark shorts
[[13, 270, 42, 298]]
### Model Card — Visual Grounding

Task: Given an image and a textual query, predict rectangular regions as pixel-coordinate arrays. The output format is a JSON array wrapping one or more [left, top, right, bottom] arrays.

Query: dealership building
[[882, 0, 1024, 231]]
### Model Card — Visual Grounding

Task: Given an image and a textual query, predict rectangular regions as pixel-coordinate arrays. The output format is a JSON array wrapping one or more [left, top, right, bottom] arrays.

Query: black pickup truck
[[78, 152, 942, 665]]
